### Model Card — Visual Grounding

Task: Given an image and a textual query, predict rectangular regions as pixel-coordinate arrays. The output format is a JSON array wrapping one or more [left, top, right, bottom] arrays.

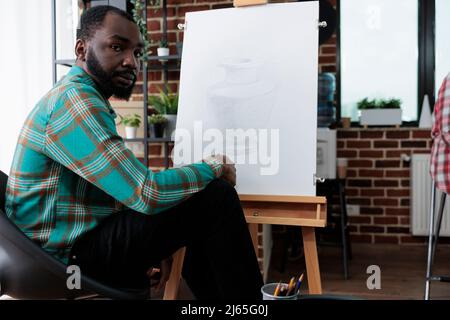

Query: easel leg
[[163, 247, 186, 300], [302, 226, 322, 294], [248, 223, 259, 256]]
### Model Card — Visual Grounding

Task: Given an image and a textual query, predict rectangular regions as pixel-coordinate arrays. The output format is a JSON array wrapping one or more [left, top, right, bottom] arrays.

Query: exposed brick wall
[[337, 128, 439, 245], [318, 0, 337, 73]]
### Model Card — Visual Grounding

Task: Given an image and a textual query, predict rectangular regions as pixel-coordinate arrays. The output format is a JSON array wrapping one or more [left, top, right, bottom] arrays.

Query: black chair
[[279, 179, 352, 279], [0, 169, 147, 300]]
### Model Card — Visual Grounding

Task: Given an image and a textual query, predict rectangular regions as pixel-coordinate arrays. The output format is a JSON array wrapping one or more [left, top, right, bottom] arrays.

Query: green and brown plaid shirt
[[5, 66, 223, 264]]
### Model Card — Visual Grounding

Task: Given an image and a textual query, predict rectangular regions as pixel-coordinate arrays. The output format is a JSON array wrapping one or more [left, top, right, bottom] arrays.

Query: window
[[340, 0, 419, 122], [0, 0, 53, 172], [435, 0, 450, 96]]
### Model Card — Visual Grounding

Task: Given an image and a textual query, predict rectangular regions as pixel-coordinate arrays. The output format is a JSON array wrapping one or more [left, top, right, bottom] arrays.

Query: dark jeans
[[68, 178, 264, 300]]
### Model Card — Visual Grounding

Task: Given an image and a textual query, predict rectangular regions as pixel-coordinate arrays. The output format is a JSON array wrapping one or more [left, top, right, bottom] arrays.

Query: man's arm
[[43, 85, 223, 214]]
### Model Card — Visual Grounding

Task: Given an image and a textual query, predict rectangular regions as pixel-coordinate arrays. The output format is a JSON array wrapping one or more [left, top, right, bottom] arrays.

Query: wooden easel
[[231, 0, 327, 295], [163, 247, 186, 300], [164, 195, 327, 298], [240, 195, 327, 294], [162, 0, 326, 299], [234, 0, 268, 7]]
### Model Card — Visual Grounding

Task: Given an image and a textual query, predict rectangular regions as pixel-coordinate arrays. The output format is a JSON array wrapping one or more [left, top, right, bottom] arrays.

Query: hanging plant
[[130, 0, 160, 62]]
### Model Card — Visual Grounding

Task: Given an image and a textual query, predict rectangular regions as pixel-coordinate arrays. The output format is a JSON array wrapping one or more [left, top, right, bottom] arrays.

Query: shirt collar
[[65, 66, 117, 118]]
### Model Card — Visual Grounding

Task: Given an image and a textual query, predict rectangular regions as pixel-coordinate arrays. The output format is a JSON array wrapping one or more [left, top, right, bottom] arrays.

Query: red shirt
[[431, 74, 450, 194]]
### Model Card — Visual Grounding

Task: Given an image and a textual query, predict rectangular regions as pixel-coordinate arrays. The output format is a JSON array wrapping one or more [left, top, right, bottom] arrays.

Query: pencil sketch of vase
[[206, 58, 276, 162]]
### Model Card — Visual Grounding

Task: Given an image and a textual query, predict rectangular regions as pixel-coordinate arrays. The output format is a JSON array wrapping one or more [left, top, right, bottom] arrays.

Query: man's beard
[[86, 50, 136, 100]]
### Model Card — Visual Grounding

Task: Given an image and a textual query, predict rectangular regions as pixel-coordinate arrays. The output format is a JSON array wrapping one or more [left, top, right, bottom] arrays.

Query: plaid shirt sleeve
[[433, 75, 450, 144], [430, 74, 450, 194], [43, 84, 224, 215]]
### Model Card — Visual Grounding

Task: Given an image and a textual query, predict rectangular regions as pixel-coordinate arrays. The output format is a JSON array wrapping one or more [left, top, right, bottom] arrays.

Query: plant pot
[[152, 123, 166, 138], [359, 109, 402, 126], [157, 47, 169, 62], [125, 126, 137, 139], [164, 115, 177, 140]]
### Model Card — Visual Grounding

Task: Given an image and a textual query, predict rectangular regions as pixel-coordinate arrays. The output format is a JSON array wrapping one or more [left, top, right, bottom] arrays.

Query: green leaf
[[357, 97, 402, 110], [148, 114, 167, 124], [148, 85, 178, 115], [121, 113, 141, 127]]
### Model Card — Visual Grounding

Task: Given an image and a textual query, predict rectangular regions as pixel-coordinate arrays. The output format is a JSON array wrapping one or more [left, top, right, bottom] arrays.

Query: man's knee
[[193, 179, 248, 234], [204, 178, 238, 200], [202, 179, 246, 224]]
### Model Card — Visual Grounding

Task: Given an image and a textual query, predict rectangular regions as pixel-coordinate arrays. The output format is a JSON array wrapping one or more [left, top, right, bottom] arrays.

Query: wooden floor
[[2, 240, 450, 300], [267, 241, 450, 300], [174, 238, 450, 300]]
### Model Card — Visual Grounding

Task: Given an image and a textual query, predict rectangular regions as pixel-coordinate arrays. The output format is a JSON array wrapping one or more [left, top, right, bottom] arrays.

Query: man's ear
[[75, 39, 87, 61]]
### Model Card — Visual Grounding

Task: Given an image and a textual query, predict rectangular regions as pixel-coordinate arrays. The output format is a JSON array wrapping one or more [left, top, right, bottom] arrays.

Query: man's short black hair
[[77, 5, 136, 41]]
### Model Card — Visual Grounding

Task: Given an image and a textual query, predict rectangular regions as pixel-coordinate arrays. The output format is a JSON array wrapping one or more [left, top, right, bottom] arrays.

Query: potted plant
[[148, 86, 178, 139], [119, 114, 141, 139], [357, 98, 402, 126], [148, 114, 167, 138], [157, 39, 169, 62]]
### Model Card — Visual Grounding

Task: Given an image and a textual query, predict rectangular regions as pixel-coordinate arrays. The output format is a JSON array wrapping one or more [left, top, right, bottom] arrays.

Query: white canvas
[[174, 2, 319, 196]]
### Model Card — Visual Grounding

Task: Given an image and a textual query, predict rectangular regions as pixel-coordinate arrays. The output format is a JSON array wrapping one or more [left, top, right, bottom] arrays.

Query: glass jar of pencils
[[261, 283, 300, 300]]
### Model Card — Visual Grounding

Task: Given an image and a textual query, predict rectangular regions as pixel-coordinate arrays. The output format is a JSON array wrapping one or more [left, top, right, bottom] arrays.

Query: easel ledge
[[239, 194, 327, 204], [234, 0, 268, 7], [239, 194, 327, 228]]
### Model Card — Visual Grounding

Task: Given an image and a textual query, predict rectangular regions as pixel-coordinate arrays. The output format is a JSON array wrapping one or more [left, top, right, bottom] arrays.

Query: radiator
[[411, 154, 450, 236]]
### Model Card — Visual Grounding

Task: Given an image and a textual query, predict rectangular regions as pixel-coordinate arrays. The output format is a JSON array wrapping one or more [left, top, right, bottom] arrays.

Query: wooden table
[[240, 195, 327, 294]]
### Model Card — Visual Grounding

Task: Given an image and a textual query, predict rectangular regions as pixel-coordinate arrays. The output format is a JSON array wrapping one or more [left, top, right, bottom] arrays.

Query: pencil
[[295, 273, 304, 293], [273, 282, 281, 297], [286, 277, 296, 296]]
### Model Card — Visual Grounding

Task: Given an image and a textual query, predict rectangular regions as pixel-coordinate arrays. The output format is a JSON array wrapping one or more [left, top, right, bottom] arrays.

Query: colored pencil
[[286, 277, 296, 295], [295, 273, 304, 293], [273, 282, 282, 297]]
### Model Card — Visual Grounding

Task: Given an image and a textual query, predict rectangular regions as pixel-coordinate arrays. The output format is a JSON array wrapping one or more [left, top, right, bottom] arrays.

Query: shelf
[[147, 54, 180, 61], [123, 137, 174, 143], [55, 56, 180, 68], [148, 64, 181, 71], [148, 137, 174, 142], [123, 138, 145, 142], [55, 59, 75, 67], [147, 54, 181, 72]]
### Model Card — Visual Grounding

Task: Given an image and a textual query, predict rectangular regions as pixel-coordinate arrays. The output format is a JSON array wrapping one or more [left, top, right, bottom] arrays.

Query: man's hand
[[147, 256, 173, 292], [206, 154, 236, 187], [222, 160, 236, 187]]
